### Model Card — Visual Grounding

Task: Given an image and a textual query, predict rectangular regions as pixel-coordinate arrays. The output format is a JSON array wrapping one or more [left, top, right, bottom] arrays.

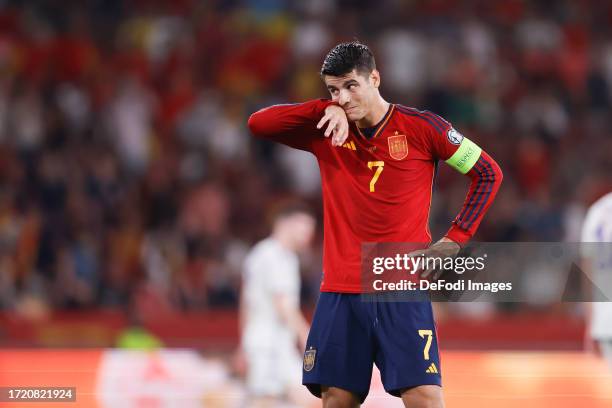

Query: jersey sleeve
[[411, 111, 503, 244], [417, 112, 480, 173], [247, 99, 335, 152], [445, 150, 503, 244]]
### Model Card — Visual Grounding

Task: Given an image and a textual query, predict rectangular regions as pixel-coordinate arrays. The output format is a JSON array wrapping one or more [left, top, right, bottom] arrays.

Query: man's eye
[[348, 84, 357, 90], [330, 89, 339, 95]]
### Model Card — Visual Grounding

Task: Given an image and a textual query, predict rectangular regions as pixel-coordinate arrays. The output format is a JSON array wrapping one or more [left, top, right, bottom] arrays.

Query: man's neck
[[356, 96, 390, 128], [271, 231, 293, 252]]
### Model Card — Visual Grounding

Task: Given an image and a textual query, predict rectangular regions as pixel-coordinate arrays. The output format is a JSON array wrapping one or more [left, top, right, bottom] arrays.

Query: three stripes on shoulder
[[341, 141, 357, 150]]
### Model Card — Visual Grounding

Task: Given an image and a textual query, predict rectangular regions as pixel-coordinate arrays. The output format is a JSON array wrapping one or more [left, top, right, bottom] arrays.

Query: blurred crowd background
[[0, 0, 611, 315]]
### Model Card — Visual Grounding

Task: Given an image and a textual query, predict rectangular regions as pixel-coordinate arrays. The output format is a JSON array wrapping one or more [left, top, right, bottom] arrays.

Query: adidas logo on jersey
[[342, 141, 356, 151], [425, 363, 438, 374]]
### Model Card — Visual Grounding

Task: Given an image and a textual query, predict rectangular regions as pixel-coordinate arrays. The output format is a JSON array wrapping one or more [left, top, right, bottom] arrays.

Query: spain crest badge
[[303, 347, 316, 372], [388, 133, 408, 160]]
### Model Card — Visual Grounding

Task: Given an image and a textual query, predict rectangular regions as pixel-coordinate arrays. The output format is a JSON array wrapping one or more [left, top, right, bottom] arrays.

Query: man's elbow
[[494, 165, 503, 186], [494, 161, 503, 186], [482, 152, 503, 186], [247, 111, 267, 138]]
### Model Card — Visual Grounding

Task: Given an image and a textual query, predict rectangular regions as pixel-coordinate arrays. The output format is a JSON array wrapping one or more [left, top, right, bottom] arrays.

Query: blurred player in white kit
[[581, 192, 612, 370], [240, 202, 317, 407]]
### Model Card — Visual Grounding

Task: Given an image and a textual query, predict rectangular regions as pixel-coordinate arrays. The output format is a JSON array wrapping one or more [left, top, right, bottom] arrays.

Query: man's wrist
[[324, 102, 341, 113], [437, 236, 458, 245], [431, 237, 461, 257], [444, 224, 471, 246], [319, 99, 337, 111]]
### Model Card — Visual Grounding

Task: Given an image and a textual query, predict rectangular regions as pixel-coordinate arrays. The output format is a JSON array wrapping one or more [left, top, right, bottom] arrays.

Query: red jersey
[[248, 99, 502, 293]]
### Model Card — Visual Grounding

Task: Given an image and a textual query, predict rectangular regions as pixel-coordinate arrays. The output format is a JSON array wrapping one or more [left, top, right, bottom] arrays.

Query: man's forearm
[[274, 295, 309, 344], [445, 151, 503, 245], [248, 99, 333, 139]]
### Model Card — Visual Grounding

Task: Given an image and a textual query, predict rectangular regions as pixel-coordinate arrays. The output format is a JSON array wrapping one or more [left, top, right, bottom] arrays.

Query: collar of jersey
[[355, 104, 395, 140]]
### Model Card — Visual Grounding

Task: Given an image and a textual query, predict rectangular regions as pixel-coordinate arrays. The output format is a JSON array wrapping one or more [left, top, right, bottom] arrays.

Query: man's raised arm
[[247, 99, 348, 150]]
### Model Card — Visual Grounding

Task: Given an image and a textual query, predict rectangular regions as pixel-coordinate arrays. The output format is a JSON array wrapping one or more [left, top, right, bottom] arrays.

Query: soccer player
[[240, 203, 317, 407], [581, 192, 612, 370], [248, 42, 503, 407]]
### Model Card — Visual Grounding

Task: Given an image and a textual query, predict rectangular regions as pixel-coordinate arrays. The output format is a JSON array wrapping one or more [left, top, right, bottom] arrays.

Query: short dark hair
[[321, 41, 376, 77]]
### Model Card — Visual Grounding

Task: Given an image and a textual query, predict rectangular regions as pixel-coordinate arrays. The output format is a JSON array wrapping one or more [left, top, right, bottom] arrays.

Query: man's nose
[[338, 89, 351, 106]]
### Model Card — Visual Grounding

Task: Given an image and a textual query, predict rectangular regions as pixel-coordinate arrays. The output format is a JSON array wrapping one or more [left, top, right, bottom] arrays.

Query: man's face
[[323, 69, 379, 122]]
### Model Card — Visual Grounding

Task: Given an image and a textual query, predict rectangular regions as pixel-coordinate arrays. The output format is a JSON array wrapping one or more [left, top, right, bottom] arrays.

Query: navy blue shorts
[[302, 292, 441, 402]]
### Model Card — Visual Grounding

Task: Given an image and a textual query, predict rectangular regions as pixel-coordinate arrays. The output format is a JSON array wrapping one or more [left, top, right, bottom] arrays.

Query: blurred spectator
[[108, 75, 157, 174], [0, 0, 608, 314], [116, 309, 164, 350]]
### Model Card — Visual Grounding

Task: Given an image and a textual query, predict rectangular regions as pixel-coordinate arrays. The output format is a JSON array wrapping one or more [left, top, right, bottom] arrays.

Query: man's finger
[[332, 130, 342, 146], [324, 119, 337, 137], [317, 114, 330, 131], [332, 125, 345, 146], [406, 250, 427, 259], [431, 268, 444, 281], [332, 123, 343, 146], [334, 134, 345, 147], [339, 123, 349, 145], [421, 266, 433, 279], [332, 133, 342, 146], [331, 129, 338, 146]]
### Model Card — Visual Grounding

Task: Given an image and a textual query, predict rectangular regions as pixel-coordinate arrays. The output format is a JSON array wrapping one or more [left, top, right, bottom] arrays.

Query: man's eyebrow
[[327, 80, 358, 90], [342, 79, 359, 87]]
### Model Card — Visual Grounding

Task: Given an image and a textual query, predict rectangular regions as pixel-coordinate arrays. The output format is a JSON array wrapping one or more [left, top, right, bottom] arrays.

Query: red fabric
[[446, 151, 503, 245], [248, 101, 502, 292]]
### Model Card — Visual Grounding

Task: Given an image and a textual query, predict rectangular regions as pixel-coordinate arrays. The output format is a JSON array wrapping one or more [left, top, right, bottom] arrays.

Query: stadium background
[[0, 0, 611, 406]]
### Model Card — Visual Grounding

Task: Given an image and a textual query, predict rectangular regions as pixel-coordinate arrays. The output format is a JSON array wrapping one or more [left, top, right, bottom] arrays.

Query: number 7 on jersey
[[418, 329, 433, 360], [367, 161, 384, 192]]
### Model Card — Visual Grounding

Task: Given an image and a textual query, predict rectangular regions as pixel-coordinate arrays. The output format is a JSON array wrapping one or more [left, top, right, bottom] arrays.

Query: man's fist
[[406, 237, 461, 281]]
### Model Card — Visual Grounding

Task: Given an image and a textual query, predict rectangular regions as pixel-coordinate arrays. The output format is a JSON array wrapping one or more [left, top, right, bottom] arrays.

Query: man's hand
[[298, 327, 309, 353], [231, 347, 247, 377], [273, 295, 310, 353], [317, 105, 349, 147], [407, 237, 461, 280]]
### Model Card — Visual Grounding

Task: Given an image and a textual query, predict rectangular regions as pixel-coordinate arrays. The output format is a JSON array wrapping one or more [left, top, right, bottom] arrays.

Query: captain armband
[[444, 137, 482, 174]]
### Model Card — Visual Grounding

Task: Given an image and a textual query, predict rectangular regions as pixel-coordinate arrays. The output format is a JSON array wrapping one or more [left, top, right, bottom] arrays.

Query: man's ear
[[370, 70, 381, 88]]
